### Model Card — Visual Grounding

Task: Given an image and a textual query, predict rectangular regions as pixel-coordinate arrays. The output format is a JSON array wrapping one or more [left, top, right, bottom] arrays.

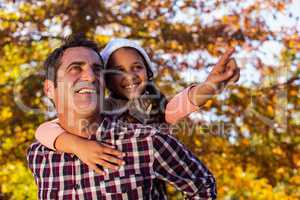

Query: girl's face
[[106, 47, 148, 100]]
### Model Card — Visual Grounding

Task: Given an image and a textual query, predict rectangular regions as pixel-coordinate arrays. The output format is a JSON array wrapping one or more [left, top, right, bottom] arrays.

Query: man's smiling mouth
[[73, 82, 98, 94], [76, 88, 97, 94]]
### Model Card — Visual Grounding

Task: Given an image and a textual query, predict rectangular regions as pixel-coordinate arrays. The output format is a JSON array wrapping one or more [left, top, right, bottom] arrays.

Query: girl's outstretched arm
[[165, 48, 240, 124]]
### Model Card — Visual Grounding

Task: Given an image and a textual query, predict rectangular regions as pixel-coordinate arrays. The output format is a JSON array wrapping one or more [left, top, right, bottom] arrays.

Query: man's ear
[[44, 80, 55, 99]]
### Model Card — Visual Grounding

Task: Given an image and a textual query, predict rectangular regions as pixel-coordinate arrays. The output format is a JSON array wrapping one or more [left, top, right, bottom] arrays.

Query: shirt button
[[74, 184, 80, 190]]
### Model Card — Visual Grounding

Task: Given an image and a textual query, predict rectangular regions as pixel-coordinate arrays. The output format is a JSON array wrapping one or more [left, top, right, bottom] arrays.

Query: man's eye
[[69, 66, 81, 73]]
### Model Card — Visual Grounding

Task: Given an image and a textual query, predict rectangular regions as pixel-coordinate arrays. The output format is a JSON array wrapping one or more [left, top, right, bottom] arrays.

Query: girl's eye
[[115, 67, 126, 73], [133, 65, 144, 71]]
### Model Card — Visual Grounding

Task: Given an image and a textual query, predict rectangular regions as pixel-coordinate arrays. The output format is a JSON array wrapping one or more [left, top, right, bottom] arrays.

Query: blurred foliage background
[[0, 0, 299, 199]]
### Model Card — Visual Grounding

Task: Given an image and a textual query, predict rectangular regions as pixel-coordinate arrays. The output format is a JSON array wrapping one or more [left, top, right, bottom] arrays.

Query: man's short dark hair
[[44, 34, 102, 87]]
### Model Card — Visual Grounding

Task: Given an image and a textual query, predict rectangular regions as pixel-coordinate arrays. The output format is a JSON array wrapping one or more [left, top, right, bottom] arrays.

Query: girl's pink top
[[35, 86, 199, 150]]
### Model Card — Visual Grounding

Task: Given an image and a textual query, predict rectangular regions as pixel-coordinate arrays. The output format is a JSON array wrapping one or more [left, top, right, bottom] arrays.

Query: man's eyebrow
[[66, 61, 85, 70]]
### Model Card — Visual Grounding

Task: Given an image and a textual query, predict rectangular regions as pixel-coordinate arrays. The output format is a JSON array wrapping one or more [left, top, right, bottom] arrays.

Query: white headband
[[100, 38, 154, 75]]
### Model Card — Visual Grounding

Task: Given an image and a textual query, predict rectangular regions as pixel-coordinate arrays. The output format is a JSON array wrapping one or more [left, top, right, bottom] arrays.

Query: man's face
[[53, 47, 104, 118]]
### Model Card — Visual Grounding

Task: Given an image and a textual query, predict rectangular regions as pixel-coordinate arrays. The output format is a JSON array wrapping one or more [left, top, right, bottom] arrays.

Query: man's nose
[[81, 67, 96, 82]]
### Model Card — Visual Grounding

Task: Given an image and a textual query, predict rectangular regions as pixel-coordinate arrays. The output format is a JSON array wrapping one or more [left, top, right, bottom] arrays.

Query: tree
[[0, 0, 299, 199]]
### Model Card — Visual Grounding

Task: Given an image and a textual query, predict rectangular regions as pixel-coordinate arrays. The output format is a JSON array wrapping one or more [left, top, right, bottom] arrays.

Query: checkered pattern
[[27, 117, 216, 200]]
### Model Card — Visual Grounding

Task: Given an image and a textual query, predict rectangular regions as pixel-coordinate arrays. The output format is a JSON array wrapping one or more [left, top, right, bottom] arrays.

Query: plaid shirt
[[27, 117, 216, 200]]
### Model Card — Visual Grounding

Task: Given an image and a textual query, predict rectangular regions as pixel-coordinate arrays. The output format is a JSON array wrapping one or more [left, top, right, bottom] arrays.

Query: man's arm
[[26, 142, 45, 190], [152, 133, 217, 200]]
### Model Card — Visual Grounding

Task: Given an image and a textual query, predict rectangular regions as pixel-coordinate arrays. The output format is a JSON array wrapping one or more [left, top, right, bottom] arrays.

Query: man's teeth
[[77, 89, 96, 94]]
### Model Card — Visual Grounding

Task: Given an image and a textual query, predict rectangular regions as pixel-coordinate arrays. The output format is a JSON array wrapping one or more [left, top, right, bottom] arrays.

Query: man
[[27, 35, 216, 199]]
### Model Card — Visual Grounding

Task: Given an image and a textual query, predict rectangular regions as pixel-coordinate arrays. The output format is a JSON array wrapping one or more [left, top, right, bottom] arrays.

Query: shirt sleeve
[[35, 118, 65, 150], [165, 86, 199, 125], [152, 133, 217, 199], [26, 142, 45, 188]]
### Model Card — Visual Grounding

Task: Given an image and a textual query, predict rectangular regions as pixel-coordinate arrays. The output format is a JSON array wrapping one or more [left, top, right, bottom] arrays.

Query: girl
[[36, 38, 239, 173]]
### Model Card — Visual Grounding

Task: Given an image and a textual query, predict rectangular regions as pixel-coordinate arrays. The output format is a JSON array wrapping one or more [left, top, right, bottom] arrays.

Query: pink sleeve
[[165, 86, 199, 125], [35, 118, 65, 150]]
